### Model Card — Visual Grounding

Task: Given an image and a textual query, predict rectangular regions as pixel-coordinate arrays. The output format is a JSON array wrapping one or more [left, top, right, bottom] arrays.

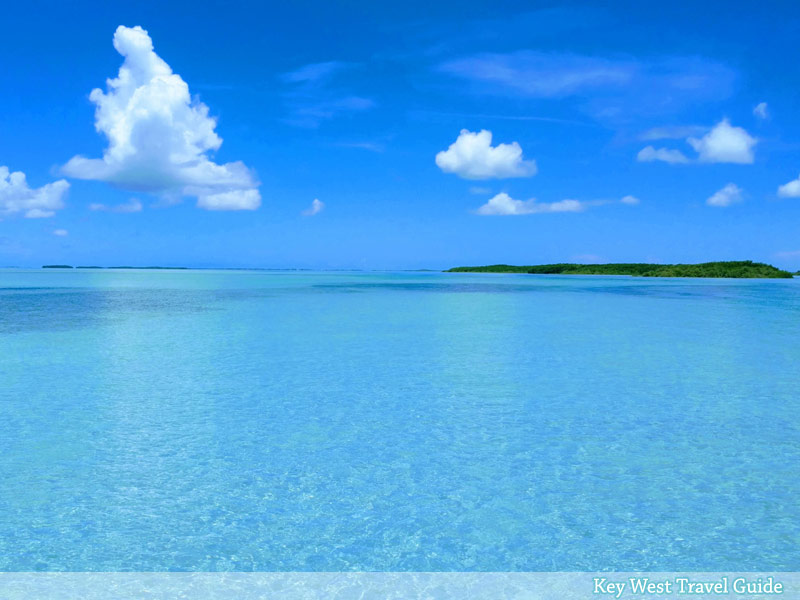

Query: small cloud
[[469, 186, 492, 195], [302, 198, 325, 216], [475, 192, 584, 215], [436, 129, 537, 180], [620, 195, 640, 205], [778, 174, 800, 198], [89, 198, 143, 213], [707, 183, 743, 207], [335, 141, 385, 153], [280, 61, 350, 85], [53, 229, 68, 237], [0, 166, 69, 218], [637, 146, 690, 164], [284, 96, 375, 128], [639, 125, 707, 141], [196, 189, 261, 211], [775, 249, 800, 258], [753, 102, 769, 120], [62, 25, 260, 211], [688, 119, 756, 164]]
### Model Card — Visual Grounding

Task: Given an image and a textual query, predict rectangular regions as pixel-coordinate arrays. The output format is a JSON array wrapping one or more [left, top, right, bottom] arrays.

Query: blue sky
[[1, 0, 800, 269]]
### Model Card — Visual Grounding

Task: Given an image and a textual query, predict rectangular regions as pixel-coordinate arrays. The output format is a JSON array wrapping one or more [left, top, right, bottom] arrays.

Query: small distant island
[[446, 261, 795, 279], [42, 265, 189, 270]]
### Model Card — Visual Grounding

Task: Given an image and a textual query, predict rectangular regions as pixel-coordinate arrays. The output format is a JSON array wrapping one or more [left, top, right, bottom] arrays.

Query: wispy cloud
[[280, 61, 351, 85], [469, 186, 492, 195], [475, 192, 584, 216], [753, 102, 769, 120], [438, 51, 736, 122], [440, 51, 635, 98], [89, 198, 143, 213], [281, 61, 374, 128], [409, 109, 597, 127], [302, 198, 325, 216], [334, 141, 386, 153], [639, 125, 707, 141], [637, 146, 690, 164]]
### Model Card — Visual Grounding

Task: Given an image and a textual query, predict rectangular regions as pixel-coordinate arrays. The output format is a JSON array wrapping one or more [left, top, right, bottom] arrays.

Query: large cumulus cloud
[[62, 26, 260, 211]]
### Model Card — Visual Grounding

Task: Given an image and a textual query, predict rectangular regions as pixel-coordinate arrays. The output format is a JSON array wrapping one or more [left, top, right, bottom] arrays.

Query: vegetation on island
[[42, 264, 74, 269], [446, 261, 795, 279]]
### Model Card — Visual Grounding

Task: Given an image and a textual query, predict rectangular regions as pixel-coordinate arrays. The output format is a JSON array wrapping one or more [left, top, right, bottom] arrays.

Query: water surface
[[1, 269, 798, 571]]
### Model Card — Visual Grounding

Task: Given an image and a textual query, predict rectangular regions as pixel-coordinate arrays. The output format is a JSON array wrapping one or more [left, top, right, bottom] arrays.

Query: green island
[[446, 261, 795, 278]]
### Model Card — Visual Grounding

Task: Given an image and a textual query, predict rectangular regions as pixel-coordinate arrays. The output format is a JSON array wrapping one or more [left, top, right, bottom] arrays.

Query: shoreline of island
[[446, 261, 797, 278]]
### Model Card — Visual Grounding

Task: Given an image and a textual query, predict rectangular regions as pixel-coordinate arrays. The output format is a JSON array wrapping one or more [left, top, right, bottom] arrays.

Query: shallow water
[[1, 269, 798, 571]]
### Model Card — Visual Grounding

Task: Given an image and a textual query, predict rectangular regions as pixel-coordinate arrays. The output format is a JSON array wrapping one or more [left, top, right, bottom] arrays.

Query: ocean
[[1, 269, 798, 571]]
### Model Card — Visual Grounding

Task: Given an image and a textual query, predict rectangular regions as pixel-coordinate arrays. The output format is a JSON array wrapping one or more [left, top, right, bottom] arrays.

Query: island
[[446, 261, 795, 278], [41, 265, 189, 270]]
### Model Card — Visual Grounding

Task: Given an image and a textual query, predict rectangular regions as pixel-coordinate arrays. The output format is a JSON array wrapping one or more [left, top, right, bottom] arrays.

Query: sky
[[1, 0, 800, 270]]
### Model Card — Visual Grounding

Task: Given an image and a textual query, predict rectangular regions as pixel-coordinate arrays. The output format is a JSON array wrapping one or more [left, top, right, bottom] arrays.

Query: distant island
[[446, 261, 795, 278], [42, 265, 189, 270]]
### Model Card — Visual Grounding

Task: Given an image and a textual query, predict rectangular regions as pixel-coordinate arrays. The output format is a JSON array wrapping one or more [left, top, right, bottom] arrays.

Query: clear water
[[1, 269, 798, 571]]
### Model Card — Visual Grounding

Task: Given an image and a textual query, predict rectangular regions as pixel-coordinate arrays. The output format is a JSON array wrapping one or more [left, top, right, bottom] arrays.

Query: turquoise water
[[1, 269, 798, 571]]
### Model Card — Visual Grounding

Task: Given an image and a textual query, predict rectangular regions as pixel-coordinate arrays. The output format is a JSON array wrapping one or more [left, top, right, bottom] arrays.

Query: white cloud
[[436, 129, 537, 180], [438, 52, 736, 122], [89, 198, 143, 213], [777, 175, 800, 198], [777, 174, 800, 198], [281, 61, 374, 128], [688, 119, 756, 164], [302, 198, 325, 216], [639, 125, 707, 141], [197, 189, 261, 211], [62, 25, 260, 211], [440, 52, 634, 98], [280, 61, 350, 84], [475, 192, 583, 215], [636, 146, 690, 164], [753, 102, 769, 120], [53, 229, 68, 237], [0, 166, 69, 218], [706, 183, 743, 207], [469, 186, 492, 195], [620, 195, 640, 205]]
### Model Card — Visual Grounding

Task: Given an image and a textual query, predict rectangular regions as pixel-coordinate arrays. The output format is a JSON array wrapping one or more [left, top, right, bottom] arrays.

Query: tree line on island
[[446, 261, 796, 278]]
